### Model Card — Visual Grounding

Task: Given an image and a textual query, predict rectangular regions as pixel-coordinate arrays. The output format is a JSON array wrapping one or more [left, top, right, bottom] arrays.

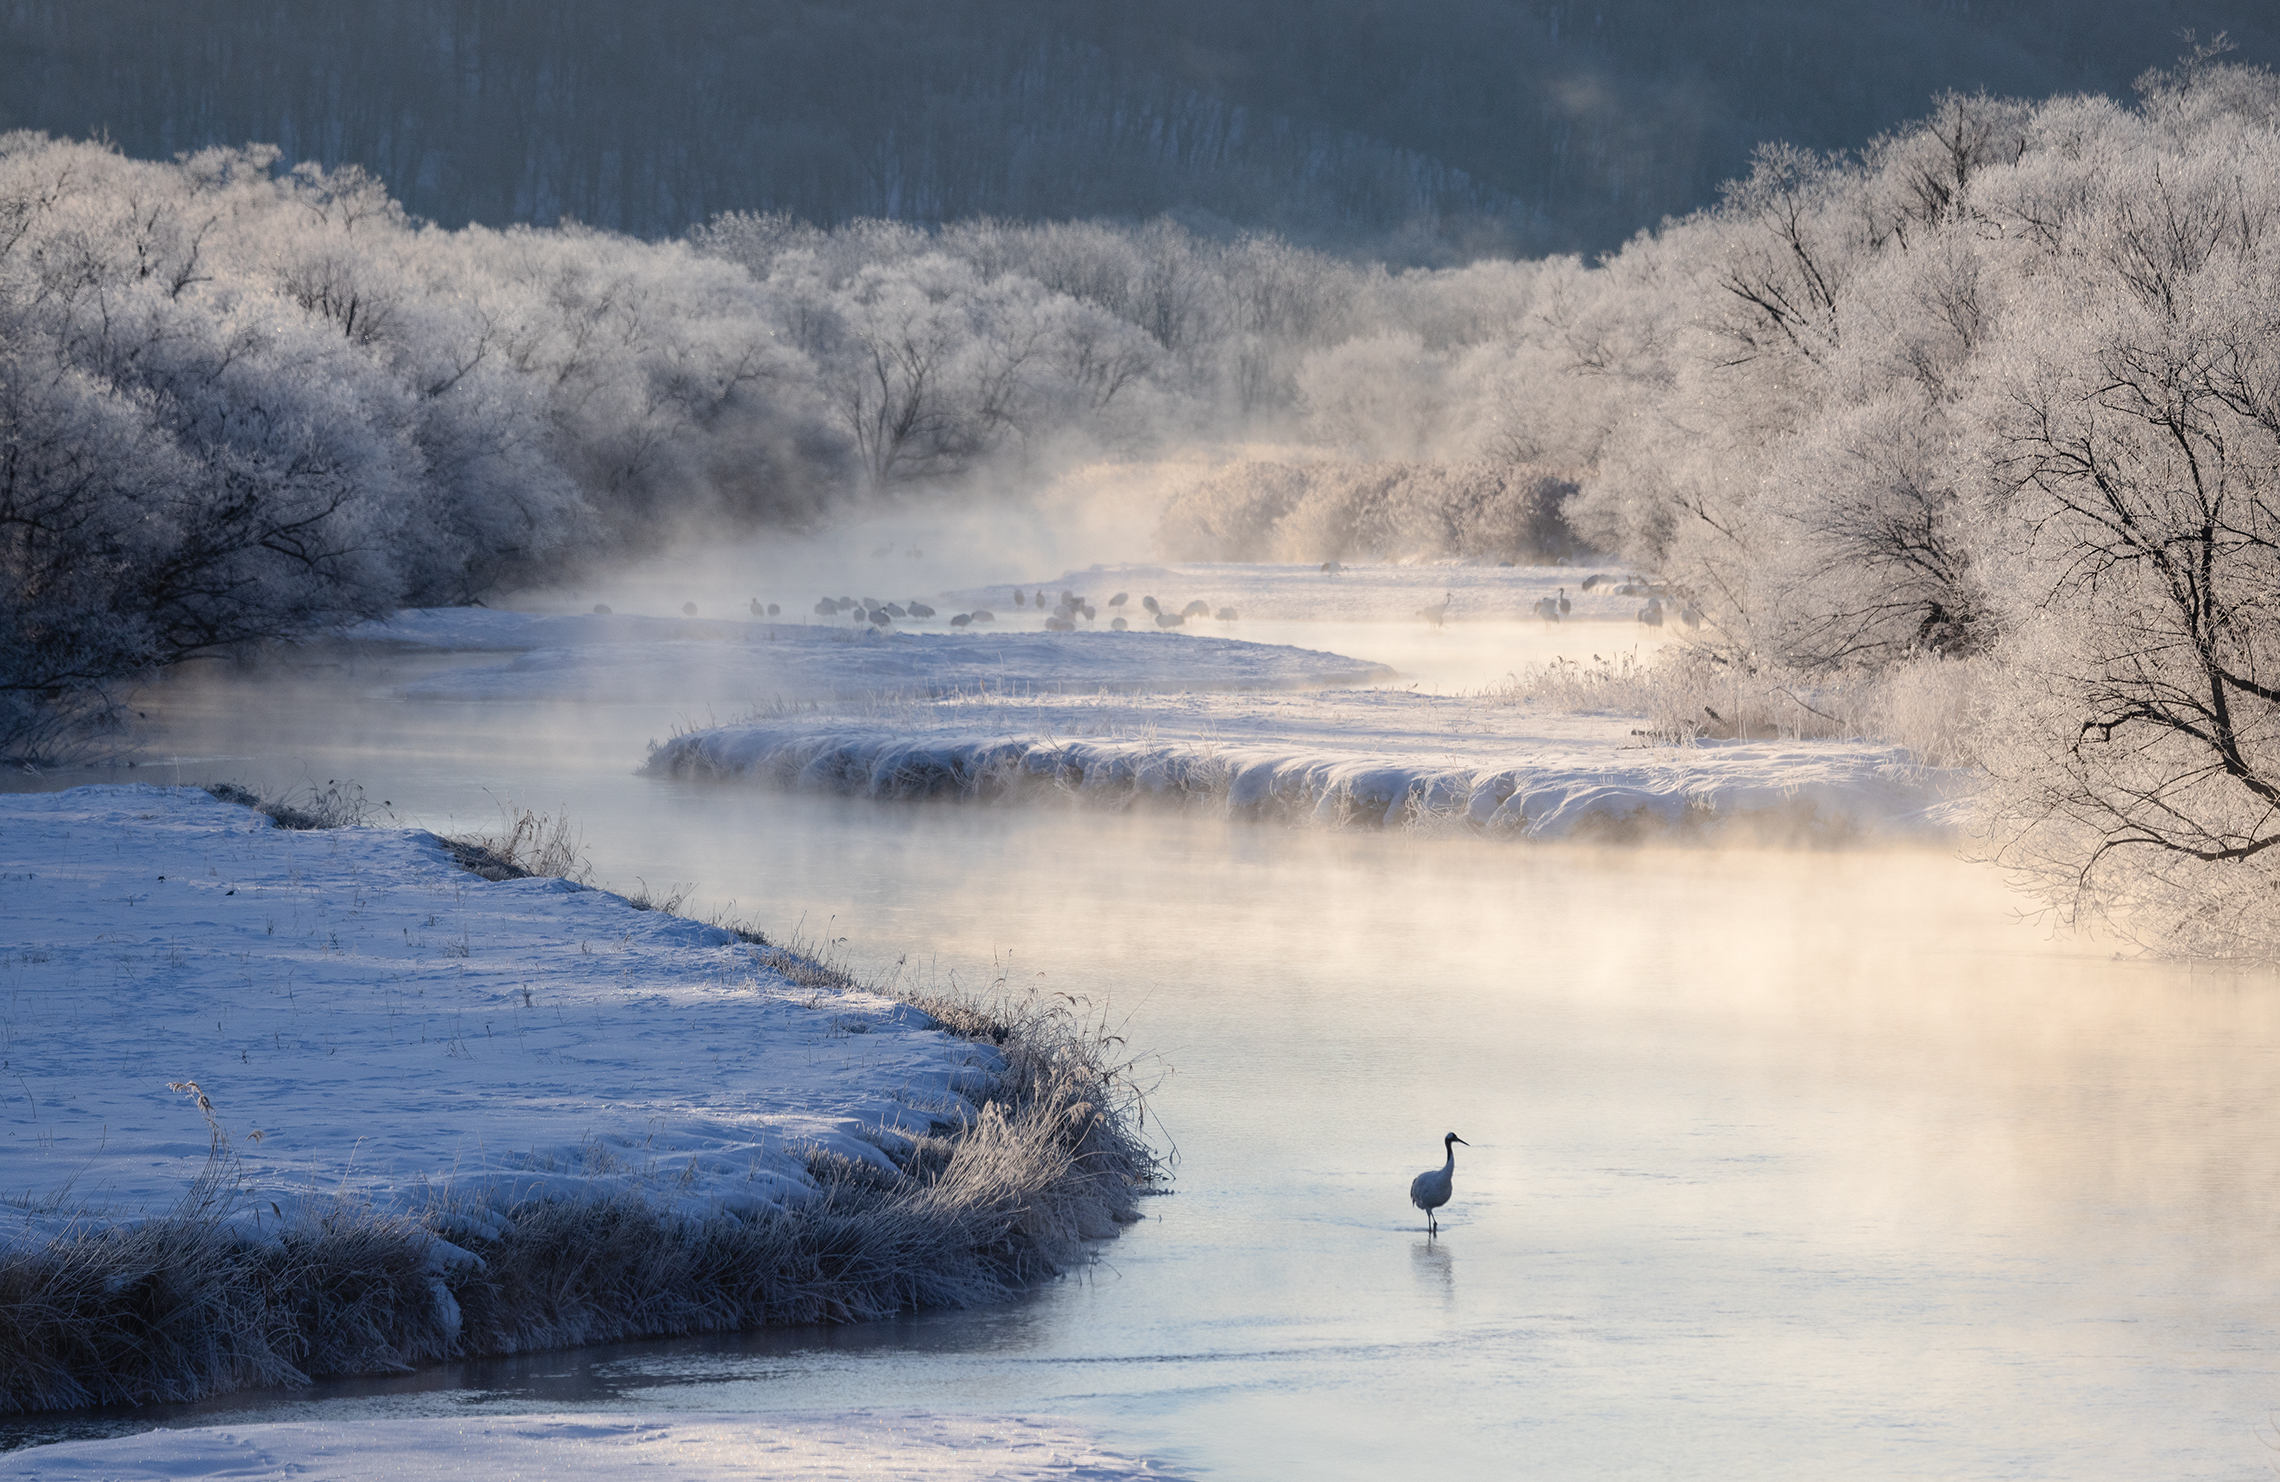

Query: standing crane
[[1410, 1132, 1469, 1236]]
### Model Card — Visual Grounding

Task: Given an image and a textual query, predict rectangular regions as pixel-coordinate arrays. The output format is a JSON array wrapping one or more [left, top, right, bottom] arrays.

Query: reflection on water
[[1409, 1240, 1456, 1308], [6, 650, 2280, 1479]]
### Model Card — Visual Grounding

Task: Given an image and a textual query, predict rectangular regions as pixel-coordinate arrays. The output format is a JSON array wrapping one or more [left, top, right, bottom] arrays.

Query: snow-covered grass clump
[[0, 788, 1155, 1413]]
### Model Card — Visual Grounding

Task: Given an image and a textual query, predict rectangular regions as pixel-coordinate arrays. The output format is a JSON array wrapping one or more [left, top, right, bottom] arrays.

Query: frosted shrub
[[1152, 462, 1312, 560], [1156, 460, 1586, 563], [1495, 648, 1981, 765], [1859, 654, 1980, 769]]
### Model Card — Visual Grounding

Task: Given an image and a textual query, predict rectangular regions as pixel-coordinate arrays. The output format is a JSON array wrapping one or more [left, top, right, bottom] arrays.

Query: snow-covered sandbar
[[648, 687, 1971, 842], [0, 787, 1151, 1415]]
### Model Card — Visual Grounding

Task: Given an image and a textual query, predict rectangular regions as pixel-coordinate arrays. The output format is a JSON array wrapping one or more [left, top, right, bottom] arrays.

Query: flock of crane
[[1001, 587, 1242, 631], [1411, 576, 1691, 632], [595, 588, 1254, 631], [701, 587, 1252, 633], [807, 594, 946, 625], [1580, 572, 1700, 628], [606, 565, 1695, 655]]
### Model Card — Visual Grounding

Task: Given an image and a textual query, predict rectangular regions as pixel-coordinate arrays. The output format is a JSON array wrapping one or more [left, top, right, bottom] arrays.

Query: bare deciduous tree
[[1985, 290, 2280, 956]]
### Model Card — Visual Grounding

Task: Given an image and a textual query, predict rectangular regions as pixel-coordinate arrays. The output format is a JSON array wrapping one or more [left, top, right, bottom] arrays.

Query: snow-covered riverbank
[[0, 787, 1152, 1415], [0, 787, 990, 1241], [648, 687, 1970, 842], [2, 1411, 1171, 1480]]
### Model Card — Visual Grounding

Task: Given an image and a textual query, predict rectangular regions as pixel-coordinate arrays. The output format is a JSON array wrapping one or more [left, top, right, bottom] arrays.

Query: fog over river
[[7, 628, 2279, 1479]]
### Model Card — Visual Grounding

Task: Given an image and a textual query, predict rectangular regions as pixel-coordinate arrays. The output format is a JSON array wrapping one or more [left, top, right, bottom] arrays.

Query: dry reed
[[434, 801, 593, 884]]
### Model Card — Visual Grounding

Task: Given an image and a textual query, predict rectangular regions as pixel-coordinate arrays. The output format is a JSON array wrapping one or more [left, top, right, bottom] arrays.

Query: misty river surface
[[12, 639, 2280, 1479]]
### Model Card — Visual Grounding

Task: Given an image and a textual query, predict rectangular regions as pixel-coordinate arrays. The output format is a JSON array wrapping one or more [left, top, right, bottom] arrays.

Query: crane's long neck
[[1443, 1142, 1457, 1174]]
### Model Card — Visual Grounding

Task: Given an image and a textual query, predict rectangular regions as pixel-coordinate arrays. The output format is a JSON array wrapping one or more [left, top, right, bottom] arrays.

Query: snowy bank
[[0, 788, 1152, 1412], [647, 689, 1971, 842], [339, 607, 1394, 703], [0, 1411, 1174, 1481]]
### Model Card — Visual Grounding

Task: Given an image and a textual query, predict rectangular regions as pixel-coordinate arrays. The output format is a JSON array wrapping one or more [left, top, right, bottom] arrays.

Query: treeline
[[0, 141, 802, 755], [2, 0, 2271, 255]]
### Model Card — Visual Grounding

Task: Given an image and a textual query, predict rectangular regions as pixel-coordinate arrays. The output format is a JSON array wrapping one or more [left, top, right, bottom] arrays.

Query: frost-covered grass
[[200, 780, 391, 832], [0, 787, 1157, 1414], [1491, 649, 1981, 766], [439, 803, 594, 886]]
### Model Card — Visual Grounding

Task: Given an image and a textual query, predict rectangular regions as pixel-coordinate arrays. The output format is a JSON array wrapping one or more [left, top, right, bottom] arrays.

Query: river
[[5, 620, 2278, 1479]]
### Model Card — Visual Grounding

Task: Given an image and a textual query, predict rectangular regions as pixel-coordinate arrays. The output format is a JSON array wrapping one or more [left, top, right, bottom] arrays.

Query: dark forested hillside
[[3, 0, 2272, 256]]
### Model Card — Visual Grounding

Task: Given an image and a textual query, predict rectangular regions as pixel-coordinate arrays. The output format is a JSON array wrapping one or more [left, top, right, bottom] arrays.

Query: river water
[[7, 621, 2280, 1479]]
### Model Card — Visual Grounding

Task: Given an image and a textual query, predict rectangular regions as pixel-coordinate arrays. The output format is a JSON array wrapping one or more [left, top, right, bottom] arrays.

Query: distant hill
[[4, 0, 2273, 257]]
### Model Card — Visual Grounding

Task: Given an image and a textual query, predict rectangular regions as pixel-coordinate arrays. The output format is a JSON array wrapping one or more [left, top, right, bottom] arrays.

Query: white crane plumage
[[1409, 1132, 1468, 1236]]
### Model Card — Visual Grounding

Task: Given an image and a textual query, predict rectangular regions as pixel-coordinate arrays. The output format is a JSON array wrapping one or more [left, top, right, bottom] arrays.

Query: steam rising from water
[[515, 464, 1212, 622]]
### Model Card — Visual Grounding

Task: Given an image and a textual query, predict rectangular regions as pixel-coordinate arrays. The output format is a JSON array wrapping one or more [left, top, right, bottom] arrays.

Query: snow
[[340, 608, 1395, 704], [944, 561, 1662, 623], [0, 1411, 1171, 1480], [0, 786, 999, 1246], [648, 687, 1970, 840]]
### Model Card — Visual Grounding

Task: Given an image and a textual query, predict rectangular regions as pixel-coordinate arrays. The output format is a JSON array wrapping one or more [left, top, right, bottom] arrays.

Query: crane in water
[[1410, 1132, 1468, 1236]]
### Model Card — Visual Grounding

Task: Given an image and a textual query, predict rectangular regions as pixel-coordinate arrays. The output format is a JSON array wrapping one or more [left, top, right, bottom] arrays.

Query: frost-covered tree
[[1972, 78, 2280, 957], [0, 133, 837, 754], [1463, 47, 2280, 956]]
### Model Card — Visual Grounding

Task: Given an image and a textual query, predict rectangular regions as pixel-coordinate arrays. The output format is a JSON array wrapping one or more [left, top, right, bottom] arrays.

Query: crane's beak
[[1452, 1135, 1469, 1146]]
